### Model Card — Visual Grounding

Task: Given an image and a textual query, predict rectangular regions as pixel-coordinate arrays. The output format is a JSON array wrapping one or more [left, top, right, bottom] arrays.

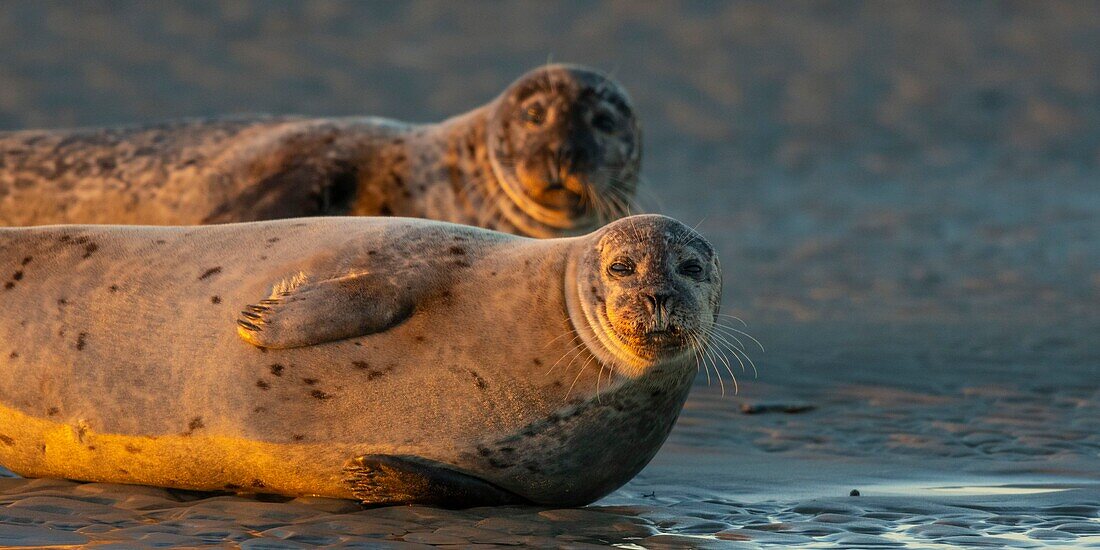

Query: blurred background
[[1, 1, 1097, 385]]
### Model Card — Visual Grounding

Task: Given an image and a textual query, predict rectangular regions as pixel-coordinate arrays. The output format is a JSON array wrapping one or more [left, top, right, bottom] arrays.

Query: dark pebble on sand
[[740, 402, 816, 415]]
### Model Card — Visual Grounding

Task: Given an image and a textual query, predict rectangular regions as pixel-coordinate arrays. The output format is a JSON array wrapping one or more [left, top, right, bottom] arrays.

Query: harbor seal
[[0, 64, 641, 237], [0, 214, 720, 507]]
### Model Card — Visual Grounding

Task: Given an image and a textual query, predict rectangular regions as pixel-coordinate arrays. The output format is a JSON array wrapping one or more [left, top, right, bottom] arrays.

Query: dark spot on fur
[[251, 479, 266, 488], [12, 271, 23, 281], [454, 260, 471, 268], [59, 235, 71, 242], [8, 351, 17, 359], [477, 445, 492, 456], [379, 203, 393, 216], [449, 246, 466, 255], [74, 236, 89, 245], [87, 445, 96, 451], [302, 378, 318, 385], [224, 483, 241, 490], [3, 282, 13, 290], [155, 239, 167, 245], [211, 295, 222, 304], [46, 407, 59, 416], [108, 284, 119, 293], [267, 237, 279, 244], [256, 379, 270, 390], [182, 417, 205, 436], [82, 243, 98, 258], [259, 255, 268, 261], [125, 444, 141, 454], [369, 366, 393, 380], [310, 389, 332, 400], [488, 458, 511, 469], [440, 290, 451, 298], [253, 406, 267, 414], [57, 298, 67, 306], [269, 364, 284, 376], [198, 267, 222, 280], [490, 271, 497, 277], [1, 434, 16, 446], [532, 358, 543, 366], [21, 256, 32, 265], [469, 370, 488, 390], [292, 434, 305, 441], [76, 332, 88, 351], [352, 361, 369, 369], [415, 335, 425, 342], [367, 250, 377, 256]]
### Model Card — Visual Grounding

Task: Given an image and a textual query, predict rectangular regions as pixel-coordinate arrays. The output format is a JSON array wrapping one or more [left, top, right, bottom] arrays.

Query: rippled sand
[[2, 1, 1099, 548]]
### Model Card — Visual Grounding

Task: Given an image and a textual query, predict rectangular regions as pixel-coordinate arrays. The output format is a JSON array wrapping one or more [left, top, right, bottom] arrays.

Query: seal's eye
[[592, 111, 616, 133], [679, 260, 703, 276], [608, 261, 635, 276], [523, 104, 547, 126]]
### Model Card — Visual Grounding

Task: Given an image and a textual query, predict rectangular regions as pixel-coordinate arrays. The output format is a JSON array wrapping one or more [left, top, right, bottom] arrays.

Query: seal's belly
[[0, 403, 361, 498]]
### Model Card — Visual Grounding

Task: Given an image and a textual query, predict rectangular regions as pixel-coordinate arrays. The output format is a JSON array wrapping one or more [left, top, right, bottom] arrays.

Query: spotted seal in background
[[0, 214, 720, 507], [0, 64, 641, 238]]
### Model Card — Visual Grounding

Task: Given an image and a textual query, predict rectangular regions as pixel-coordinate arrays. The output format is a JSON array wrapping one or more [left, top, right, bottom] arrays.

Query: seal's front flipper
[[343, 455, 527, 508], [237, 272, 414, 348]]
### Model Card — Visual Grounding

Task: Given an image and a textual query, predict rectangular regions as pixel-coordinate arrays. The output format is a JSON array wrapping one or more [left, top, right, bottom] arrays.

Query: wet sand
[[2, 1, 1099, 548]]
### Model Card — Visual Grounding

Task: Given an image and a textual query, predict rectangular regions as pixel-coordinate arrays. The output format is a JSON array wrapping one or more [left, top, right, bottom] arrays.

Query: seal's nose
[[560, 140, 590, 171], [644, 291, 674, 328]]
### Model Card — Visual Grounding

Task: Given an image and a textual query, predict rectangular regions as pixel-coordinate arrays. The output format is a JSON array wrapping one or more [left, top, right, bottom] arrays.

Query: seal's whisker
[[547, 338, 588, 376], [689, 333, 704, 374], [543, 324, 581, 348], [706, 323, 746, 352], [704, 339, 727, 397], [596, 363, 606, 404], [731, 345, 758, 379], [694, 333, 713, 387], [706, 325, 759, 378], [605, 188, 633, 219], [704, 328, 747, 371], [712, 313, 750, 328], [705, 327, 748, 375], [710, 322, 765, 353], [566, 352, 598, 400]]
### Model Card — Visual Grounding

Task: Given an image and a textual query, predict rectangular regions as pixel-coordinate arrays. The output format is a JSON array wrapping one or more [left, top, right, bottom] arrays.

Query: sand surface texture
[[2, 2, 1099, 548]]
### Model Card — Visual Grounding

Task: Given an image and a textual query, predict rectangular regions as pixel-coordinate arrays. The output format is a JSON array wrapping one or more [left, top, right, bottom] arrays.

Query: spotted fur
[[0, 65, 641, 238], [0, 215, 718, 507]]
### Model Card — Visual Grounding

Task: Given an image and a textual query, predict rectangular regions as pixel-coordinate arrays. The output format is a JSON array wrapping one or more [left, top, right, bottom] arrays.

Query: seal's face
[[488, 64, 641, 232], [572, 215, 722, 378]]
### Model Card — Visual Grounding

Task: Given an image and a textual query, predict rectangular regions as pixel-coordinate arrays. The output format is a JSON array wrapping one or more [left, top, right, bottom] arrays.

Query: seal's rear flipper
[[237, 272, 414, 349], [343, 455, 527, 508]]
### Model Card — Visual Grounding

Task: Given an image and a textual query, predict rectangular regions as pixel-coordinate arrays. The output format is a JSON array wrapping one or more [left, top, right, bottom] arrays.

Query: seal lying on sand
[[0, 214, 720, 507], [0, 64, 641, 238]]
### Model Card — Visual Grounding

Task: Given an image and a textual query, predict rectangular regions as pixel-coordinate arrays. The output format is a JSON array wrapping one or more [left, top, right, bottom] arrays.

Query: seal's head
[[568, 215, 722, 379], [487, 64, 641, 234]]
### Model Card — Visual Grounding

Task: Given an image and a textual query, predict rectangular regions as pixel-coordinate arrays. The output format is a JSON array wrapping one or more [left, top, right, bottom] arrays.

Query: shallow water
[[2, 1, 1100, 548], [2, 324, 1098, 548]]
